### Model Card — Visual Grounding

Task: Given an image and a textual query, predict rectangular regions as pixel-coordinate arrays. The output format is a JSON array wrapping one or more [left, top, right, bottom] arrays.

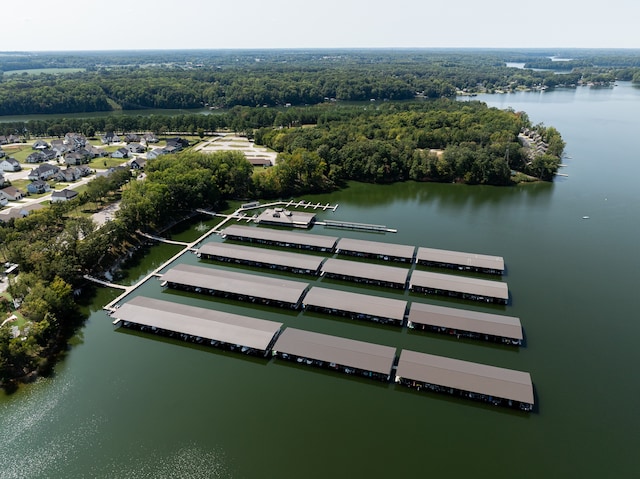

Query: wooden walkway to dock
[[137, 231, 191, 246]]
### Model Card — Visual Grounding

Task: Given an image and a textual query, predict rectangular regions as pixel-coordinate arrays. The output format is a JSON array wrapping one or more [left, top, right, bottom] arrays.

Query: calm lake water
[[1, 83, 639, 478]]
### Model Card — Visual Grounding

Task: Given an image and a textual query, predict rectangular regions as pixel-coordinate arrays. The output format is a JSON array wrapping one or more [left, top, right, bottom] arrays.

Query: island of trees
[[0, 47, 593, 389]]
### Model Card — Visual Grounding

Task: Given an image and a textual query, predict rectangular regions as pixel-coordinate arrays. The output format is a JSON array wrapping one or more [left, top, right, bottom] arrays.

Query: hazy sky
[[3, 0, 639, 51]]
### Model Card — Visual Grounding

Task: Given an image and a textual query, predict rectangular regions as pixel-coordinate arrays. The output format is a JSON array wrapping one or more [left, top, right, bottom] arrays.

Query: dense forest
[[1, 49, 639, 115]]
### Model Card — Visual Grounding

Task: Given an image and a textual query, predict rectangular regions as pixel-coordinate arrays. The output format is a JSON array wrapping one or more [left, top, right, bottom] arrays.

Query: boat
[[582, 216, 590, 219]]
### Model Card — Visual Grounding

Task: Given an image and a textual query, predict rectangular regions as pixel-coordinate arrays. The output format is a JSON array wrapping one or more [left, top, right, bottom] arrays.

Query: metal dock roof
[[198, 242, 325, 272], [112, 296, 283, 351], [408, 302, 522, 340], [223, 224, 338, 250], [416, 247, 504, 271], [304, 287, 408, 321], [336, 237, 416, 260], [409, 270, 509, 301], [321, 258, 410, 286], [255, 208, 316, 228], [273, 328, 397, 375], [396, 349, 534, 404], [161, 264, 309, 305]]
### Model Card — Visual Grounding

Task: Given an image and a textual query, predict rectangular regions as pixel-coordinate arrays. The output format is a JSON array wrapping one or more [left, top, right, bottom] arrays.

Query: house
[[28, 164, 60, 181], [0, 158, 21, 173], [0, 203, 45, 223], [130, 158, 147, 170], [0, 192, 8, 207], [126, 143, 146, 154], [166, 137, 189, 150], [111, 148, 129, 159], [0, 146, 5, 158], [124, 133, 141, 143], [162, 145, 179, 155], [51, 189, 79, 203], [26, 151, 46, 164], [27, 180, 51, 194], [57, 167, 82, 182], [0, 186, 25, 201], [0, 136, 7, 145], [95, 165, 128, 178], [101, 131, 120, 144], [0, 172, 5, 187], [76, 165, 93, 177], [41, 149, 57, 161], [64, 151, 87, 166], [64, 133, 87, 148], [146, 148, 166, 160], [32, 139, 51, 150], [142, 132, 159, 144], [86, 145, 107, 157], [51, 139, 69, 155]]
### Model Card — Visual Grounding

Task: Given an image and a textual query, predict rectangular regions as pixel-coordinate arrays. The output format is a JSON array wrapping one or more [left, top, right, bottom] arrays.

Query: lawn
[[2, 144, 33, 162], [88, 157, 128, 169]]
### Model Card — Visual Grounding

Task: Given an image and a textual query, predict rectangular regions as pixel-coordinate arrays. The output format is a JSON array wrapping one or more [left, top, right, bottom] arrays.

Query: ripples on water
[[0, 380, 230, 478]]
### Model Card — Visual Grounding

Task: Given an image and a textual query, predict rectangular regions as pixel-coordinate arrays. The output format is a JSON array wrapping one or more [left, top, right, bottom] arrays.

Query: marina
[[409, 269, 509, 304], [415, 247, 505, 275], [407, 302, 523, 345], [335, 237, 415, 262], [254, 208, 316, 228], [197, 242, 326, 275], [321, 257, 410, 289], [303, 287, 408, 326], [161, 263, 310, 309], [272, 328, 397, 382], [111, 296, 283, 356], [395, 349, 534, 411], [222, 224, 339, 252]]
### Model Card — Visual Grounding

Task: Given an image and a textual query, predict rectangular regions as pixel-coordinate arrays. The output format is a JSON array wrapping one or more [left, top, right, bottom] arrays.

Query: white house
[[111, 148, 129, 159], [0, 158, 22, 172]]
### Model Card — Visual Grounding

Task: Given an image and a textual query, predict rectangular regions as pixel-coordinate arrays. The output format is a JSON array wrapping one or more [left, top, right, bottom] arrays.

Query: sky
[[2, 0, 639, 51]]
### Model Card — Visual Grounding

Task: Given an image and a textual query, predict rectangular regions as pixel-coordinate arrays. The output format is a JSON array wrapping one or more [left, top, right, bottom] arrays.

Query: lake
[[1, 83, 639, 478]]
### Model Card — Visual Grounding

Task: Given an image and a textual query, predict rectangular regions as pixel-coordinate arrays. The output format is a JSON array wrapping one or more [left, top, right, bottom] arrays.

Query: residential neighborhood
[[0, 132, 192, 221]]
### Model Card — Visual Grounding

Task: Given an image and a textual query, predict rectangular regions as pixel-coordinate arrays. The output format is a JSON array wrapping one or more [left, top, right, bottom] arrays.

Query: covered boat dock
[[409, 270, 509, 304], [416, 247, 504, 275], [111, 296, 283, 356], [303, 286, 408, 326], [407, 302, 523, 345], [255, 208, 316, 228], [198, 242, 325, 275], [395, 349, 534, 411], [321, 258, 410, 289], [336, 237, 416, 263], [272, 327, 397, 381], [222, 224, 338, 252], [161, 263, 309, 309]]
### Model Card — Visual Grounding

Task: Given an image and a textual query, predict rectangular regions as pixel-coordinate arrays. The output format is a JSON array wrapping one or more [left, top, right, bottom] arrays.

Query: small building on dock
[[198, 242, 325, 275], [407, 302, 523, 345], [409, 270, 509, 305], [321, 258, 410, 289], [272, 327, 397, 381], [336, 237, 415, 262], [303, 286, 407, 326], [255, 208, 316, 228], [222, 224, 338, 252], [395, 349, 534, 411], [111, 296, 283, 356], [416, 247, 504, 275], [161, 263, 309, 309]]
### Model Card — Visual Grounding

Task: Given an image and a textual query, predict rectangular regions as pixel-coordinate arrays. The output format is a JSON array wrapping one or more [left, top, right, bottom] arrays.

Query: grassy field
[[2, 145, 33, 162]]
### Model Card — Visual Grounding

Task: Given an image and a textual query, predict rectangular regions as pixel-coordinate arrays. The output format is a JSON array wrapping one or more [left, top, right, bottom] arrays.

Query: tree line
[[2, 48, 639, 116]]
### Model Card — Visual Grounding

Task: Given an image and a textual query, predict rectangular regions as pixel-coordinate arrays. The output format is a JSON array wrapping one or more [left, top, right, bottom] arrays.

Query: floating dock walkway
[[321, 219, 397, 233]]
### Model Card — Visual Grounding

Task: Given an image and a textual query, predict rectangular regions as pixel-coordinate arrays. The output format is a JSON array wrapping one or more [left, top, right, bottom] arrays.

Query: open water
[[1, 83, 639, 478]]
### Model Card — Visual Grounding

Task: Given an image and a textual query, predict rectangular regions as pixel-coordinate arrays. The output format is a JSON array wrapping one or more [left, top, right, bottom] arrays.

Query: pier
[[322, 219, 397, 233]]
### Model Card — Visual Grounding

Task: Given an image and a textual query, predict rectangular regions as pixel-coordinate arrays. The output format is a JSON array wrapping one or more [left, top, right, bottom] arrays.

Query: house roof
[[416, 247, 504, 272], [223, 224, 338, 250], [51, 189, 78, 199]]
